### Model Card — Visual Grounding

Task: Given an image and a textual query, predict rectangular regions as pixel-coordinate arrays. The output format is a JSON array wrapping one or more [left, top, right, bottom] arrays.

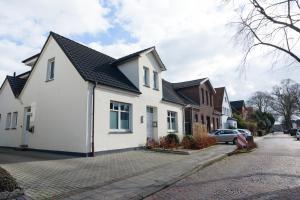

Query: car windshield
[[238, 130, 245, 133]]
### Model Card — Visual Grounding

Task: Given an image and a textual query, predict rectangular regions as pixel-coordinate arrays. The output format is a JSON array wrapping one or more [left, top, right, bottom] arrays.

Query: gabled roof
[[230, 100, 245, 111], [172, 78, 206, 89], [49, 32, 140, 94], [22, 53, 40, 64], [214, 87, 225, 112], [6, 76, 27, 98], [162, 80, 186, 106]]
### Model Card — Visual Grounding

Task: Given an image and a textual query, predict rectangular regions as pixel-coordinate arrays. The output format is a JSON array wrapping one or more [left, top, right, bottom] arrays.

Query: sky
[[0, 0, 300, 101]]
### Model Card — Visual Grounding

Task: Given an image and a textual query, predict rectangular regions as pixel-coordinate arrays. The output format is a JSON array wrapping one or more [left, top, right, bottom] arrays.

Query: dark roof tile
[[7, 76, 27, 98]]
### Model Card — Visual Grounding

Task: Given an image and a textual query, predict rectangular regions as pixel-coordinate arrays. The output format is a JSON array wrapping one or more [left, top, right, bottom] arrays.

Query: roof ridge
[[50, 31, 116, 61], [172, 77, 207, 84]]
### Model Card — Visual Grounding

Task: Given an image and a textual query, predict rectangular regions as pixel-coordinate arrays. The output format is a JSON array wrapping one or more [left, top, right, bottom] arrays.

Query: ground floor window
[[167, 111, 177, 132], [11, 112, 18, 129], [5, 113, 11, 130], [110, 101, 131, 131]]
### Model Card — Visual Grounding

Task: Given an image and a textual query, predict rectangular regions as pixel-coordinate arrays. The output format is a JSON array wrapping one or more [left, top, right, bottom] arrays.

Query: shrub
[[181, 135, 196, 149], [194, 136, 217, 149], [146, 138, 159, 149], [166, 133, 179, 145], [0, 167, 19, 192]]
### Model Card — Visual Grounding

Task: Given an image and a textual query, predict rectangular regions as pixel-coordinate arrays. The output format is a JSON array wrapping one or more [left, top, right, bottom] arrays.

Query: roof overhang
[[143, 47, 167, 71], [22, 53, 40, 67], [200, 78, 216, 94]]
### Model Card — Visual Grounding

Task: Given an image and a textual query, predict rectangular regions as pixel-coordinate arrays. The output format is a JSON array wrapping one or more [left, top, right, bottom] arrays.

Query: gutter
[[91, 82, 96, 157]]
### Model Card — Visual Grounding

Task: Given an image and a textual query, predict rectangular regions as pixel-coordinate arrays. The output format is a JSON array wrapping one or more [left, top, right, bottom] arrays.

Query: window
[[201, 88, 204, 104], [210, 93, 212, 106], [11, 112, 18, 129], [201, 115, 204, 124], [5, 113, 11, 130], [167, 111, 177, 132], [153, 71, 159, 90], [143, 67, 150, 86], [110, 101, 131, 131], [46, 58, 55, 81], [194, 114, 198, 122], [206, 91, 209, 105]]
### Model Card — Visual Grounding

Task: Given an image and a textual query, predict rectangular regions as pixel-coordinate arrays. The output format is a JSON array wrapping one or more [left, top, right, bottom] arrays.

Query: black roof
[[50, 32, 140, 94], [172, 78, 206, 89], [7, 76, 27, 98], [22, 53, 40, 63], [230, 100, 245, 110], [112, 47, 154, 66], [162, 80, 186, 105]]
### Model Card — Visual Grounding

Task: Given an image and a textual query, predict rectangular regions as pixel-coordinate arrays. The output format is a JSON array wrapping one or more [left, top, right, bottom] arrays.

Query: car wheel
[[233, 138, 237, 145], [297, 138, 299, 141]]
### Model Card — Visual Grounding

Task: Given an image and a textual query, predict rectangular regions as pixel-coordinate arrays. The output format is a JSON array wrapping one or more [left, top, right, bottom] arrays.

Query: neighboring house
[[230, 100, 248, 120], [0, 32, 186, 156], [214, 87, 237, 129], [166, 78, 220, 134]]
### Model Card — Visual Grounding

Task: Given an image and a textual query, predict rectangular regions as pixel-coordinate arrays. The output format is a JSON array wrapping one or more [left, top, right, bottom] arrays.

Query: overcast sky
[[0, 0, 299, 101]]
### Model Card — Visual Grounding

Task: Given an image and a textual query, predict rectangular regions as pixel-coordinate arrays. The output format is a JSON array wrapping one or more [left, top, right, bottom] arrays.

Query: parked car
[[209, 129, 241, 144], [296, 129, 300, 141], [289, 129, 297, 136], [237, 129, 252, 137]]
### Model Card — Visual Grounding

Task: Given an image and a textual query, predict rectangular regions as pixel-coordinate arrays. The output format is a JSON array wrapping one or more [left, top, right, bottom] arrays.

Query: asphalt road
[[146, 132, 300, 200]]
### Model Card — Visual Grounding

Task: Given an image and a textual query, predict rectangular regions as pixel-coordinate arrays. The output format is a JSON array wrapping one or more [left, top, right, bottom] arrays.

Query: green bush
[[181, 135, 196, 149], [0, 167, 19, 192], [166, 133, 180, 145]]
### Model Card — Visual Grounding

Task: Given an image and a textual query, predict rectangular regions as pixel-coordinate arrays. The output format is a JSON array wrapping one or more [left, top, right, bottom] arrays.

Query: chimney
[[13, 72, 16, 77]]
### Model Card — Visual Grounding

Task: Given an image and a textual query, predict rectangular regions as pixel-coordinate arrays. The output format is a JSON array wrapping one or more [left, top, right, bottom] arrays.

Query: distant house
[[167, 78, 220, 133], [230, 100, 248, 120], [214, 87, 237, 129]]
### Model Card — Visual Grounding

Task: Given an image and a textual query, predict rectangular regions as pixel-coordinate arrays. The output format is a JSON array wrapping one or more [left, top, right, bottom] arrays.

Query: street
[[146, 133, 300, 200]]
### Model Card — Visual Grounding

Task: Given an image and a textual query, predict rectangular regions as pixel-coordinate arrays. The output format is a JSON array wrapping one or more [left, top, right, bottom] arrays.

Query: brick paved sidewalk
[[0, 145, 235, 200]]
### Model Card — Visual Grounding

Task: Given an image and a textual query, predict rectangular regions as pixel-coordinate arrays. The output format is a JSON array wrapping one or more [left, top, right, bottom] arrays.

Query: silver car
[[237, 129, 252, 138], [210, 129, 241, 144]]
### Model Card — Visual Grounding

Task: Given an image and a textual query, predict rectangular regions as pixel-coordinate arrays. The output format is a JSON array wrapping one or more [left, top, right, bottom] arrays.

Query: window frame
[[5, 113, 11, 130], [167, 111, 177, 132], [46, 58, 55, 81], [153, 71, 159, 90], [201, 88, 204, 104], [143, 66, 150, 87], [11, 112, 18, 129], [109, 101, 132, 132]]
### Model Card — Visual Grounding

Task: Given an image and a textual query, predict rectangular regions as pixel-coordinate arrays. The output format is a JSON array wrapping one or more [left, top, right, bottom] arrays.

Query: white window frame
[[110, 101, 132, 132], [46, 58, 55, 81], [167, 111, 177, 132], [11, 112, 18, 129], [5, 113, 11, 130], [153, 71, 159, 90], [143, 66, 150, 87]]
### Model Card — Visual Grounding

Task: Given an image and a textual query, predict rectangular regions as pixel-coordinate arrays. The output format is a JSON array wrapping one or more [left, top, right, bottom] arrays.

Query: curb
[[134, 152, 231, 200]]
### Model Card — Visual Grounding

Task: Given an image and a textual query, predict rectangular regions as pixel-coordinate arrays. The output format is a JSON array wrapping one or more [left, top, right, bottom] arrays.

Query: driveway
[[146, 133, 300, 200], [0, 145, 235, 199]]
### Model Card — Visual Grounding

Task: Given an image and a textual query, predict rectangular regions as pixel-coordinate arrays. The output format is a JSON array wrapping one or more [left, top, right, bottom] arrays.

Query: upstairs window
[[110, 101, 131, 131], [5, 113, 11, 130], [143, 66, 150, 87], [210, 93, 212, 106], [167, 111, 177, 132], [11, 112, 18, 129], [46, 58, 55, 81], [201, 88, 204, 104], [153, 71, 159, 90], [206, 91, 209, 105]]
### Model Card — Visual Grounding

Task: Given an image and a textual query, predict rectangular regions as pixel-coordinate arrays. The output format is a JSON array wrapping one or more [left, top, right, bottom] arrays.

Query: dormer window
[[46, 58, 55, 81], [153, 71, 159, 90], [143, 66, 149, 87]]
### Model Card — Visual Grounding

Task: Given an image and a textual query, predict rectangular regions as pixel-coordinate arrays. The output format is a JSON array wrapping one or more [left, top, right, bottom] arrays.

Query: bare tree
[[233, 0, 300, 67], [270, 79, 300, 129], [247, 91, 272, 112]]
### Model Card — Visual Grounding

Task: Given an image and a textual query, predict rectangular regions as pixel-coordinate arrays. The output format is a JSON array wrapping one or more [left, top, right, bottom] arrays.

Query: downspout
[[91, 82, 96, 157]]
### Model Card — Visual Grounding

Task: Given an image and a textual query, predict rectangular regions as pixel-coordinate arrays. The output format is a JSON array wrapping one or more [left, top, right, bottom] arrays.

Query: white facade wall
[[19, 37, 89, 153], [94, 52, 184, 151], [0, 81, 22, 147], [220, 89, 234, 129]]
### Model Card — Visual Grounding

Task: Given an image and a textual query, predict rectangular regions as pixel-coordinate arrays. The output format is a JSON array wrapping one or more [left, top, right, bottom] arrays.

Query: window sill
[[109, 131, 133, 134], [167, 130, 178, 133], [11, 128, 17, 130], [5, 128, 10, 130], [153, 88, 159, 91], [143, 84, 150, 88]]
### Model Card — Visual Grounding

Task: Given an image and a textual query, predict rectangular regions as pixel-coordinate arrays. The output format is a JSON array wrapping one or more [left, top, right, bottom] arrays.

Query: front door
[[22, 108, 31, 146], [146, 107, 154, 139]]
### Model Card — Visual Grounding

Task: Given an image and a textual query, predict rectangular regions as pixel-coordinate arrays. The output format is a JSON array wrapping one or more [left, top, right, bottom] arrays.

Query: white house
[[0, 32, 187, 156], [214, 87, 237, 129]]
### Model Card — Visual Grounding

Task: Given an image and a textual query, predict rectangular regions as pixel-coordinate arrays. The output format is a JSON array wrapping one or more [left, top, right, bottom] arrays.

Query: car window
[[224, 130, 233, 134]]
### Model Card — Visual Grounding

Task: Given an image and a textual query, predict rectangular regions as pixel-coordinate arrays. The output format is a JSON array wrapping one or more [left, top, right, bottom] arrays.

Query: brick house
[[167, 78, 220, 134], [230, 100, 248, 120]]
